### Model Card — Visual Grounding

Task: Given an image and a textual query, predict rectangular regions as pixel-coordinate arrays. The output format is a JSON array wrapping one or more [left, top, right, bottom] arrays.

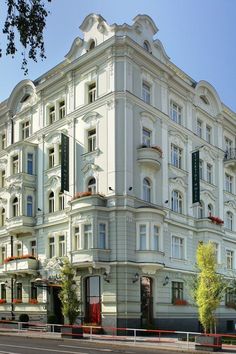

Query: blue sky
[[1, 0, 236, 111]]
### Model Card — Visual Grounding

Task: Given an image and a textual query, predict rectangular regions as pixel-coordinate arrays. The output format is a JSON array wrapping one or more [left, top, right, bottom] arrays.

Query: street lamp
[[5, 279, 14, 320]]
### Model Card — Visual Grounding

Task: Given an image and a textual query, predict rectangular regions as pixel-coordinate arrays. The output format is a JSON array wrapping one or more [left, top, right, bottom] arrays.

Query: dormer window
[[200, 95, 209, 105], [89, 40, 95, 51], [143, 40, 151, 53]]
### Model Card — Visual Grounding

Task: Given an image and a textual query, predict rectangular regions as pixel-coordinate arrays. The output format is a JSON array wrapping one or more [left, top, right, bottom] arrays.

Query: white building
[[0, 13, 235, 332]]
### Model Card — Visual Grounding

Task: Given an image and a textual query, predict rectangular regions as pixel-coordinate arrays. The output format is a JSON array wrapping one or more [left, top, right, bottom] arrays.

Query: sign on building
[[192, 150, 200, 204]]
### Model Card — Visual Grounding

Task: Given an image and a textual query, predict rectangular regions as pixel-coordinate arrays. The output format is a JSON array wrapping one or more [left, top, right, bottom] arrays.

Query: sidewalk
[[0, 328, 236, 354]]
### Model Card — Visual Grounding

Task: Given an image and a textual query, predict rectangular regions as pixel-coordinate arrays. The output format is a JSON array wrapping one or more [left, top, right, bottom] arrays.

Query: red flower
[[208, 216, 224, 225], [29, 299, 38, 304], [12, 299, 22, 304], [174, 299, 188, 305], [72, 191, 92, 200], [0, 299, 6, 304]]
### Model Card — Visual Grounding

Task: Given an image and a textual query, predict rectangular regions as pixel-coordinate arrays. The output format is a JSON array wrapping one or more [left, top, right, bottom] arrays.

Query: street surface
[[0, 335, 189, 354]]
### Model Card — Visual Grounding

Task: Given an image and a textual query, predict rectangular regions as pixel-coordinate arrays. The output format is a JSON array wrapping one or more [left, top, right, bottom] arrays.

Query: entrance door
[[52, 286, 63, 324], [141, 276, 153, 327], [85, 276, 101, 324]]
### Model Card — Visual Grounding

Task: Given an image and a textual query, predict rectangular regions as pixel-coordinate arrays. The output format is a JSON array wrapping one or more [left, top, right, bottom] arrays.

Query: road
[[0, 335, 187, 354]]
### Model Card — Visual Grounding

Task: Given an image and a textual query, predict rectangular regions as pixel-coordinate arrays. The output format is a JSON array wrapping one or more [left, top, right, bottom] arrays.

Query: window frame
[[171, 190, 183, 213], [142, 82, 151, 104], [170, 101, 182, 124]]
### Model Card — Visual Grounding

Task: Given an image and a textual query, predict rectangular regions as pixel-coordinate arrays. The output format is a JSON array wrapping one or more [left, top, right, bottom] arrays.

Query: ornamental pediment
[[225, 200, 236, 210], [201, 189, 216, 202]]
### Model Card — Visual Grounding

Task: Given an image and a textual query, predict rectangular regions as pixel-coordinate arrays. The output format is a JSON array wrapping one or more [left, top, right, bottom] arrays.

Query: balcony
[[71, 248, 111, 264], [3, 256, 38, 275], [5, 216, 35, 234], [224, 149, 236, 170], [137, 146, 162, 170], [70, 193, 107, 211], [195, 218, 224, 231]]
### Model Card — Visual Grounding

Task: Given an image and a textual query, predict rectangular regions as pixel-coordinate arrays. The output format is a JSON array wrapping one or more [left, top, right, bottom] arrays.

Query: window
[[226, 211, 233, 231], [208, 204, 213, 216], [143, 178, 151, 202], [1, 134, 6, 150], [16, 283, 22, 300], [88, 83, 96, 103], [30, 282, 37, 300], [31, 240, 36, 257], [171, 144, 182, 168], [58, 144, 62, 164], [84, 224, 92, 249], [88, 129, 96, 152], [0, 170, 5, 188], [172, 236, 184, 259], [153, 225, 159, 251], [143, 40, 151, 52], [206, 163, 213, 184], [49, 106, 55, 124], [12, 155, 19, 174], [98, 223, 106, 249], [74, 227, 80, 250], [12, 197, 19, 217], [59, 235, 66, 257], [88, 177, 96, 194], [0, 246, 6, 263], [1, 284, 6, 300], [225, 137, 233, 154], [226, 250, 234, 270], [16, 243, 22, 257], [172, 281, 183, 303], [48, 148, 55, 168], [226, 288, 236, 306], [59, 192, 64, 211], [85, 276, 101, 325], [22, 121, 30, 139], [199, 160, 203, 180], [142, 128, 151, 147], [212, 242, 219, 263], [89, 40, 95, 50], [197, 119, 202, 138], [171, 190, 183, 213], [170, 101, 182, 124], [59, 100, 65, 119], [198, 202, 204, 219], [49, 237, 55, 258], [142, 82, 151, 104], [1, 208, 5, 226], [206, 125, 212, 143], [139, 224, 147, 250], [27, 196, 33, 217], [49, 192, 54, 213], [27, 153, 33, 175], [225, 174, 233, 193]]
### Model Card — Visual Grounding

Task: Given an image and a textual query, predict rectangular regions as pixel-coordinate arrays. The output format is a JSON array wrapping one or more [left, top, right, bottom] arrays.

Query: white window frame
[[171, 144, 182, 168], [137, 223, 148, 251], [30, 240, 37, 257], [87, 128, 96, 153], [22, 120, 30, 139], [83, 224, 92, 249], [48, 147, 55, 168], [143, 178, 151, 202], [225, 173, 233, 193], [142, 127, 152, 147], [171, 190, 183, 213], [98, 223, 107, 249], [58, 235, 66, 257], [171, 235, 185, 260], [170, 101, 182, 124], [142, 82, 151, 104], [12, 197, 19, 217], [49, 236, 55, 258], [49, 105, 56, 124], [197, 119, 202, 138], [226, 249, 234, 270], [12, 154, 19, 174], [59, 100, 66, 119], [74, 227, 80, 250], [88, 82, 96, 103], [206, 125, 212, 144], [226, 211, 233, 231], [206, 163, 213, 184]]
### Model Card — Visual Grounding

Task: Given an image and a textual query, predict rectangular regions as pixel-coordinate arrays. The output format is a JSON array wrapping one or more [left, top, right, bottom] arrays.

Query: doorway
[[52, 286, 63, 324], [141, 276, 153, 327], [85, 276, 101, 324]]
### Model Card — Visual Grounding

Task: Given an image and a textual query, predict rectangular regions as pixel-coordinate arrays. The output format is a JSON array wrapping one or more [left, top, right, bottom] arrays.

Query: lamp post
[[5, 278, 14, 320]]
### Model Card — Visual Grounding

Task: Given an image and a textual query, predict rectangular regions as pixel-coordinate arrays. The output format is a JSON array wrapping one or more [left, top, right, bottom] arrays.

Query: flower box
[[4, 255, 36, 263], [208, 216, 224, 225], [72, 191, 92, 200], [12, 299, 22, 304], [29, 299, 38, 304], [0, 299, 6, 304], [174, 299, 188, 305]]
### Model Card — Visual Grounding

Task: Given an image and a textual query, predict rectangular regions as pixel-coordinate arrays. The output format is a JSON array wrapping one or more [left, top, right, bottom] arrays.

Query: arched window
[[1, 208, 5, 226], [12, 197, 19, 217], [143, 40, 151, 53], [27, 196, 33, 217], [49, 192, 54, 213], [226, 211, 233, 231], [198, 201, 204, 219], [59, 192, 64, 211], [171, 190, 183, 213], [88, 177, 96, 194], [207, 204, 213, 217], [89, 40, 95, 50], [143, 178, 151, 202]]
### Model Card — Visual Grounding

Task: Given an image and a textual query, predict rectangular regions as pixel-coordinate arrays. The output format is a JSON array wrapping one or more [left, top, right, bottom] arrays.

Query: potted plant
[[59, 258, 82, 339]]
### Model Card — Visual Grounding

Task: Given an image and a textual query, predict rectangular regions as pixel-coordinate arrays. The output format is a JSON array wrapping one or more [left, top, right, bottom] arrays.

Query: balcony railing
[[224, 149, 236, 169], [3, 256, 38, 275]]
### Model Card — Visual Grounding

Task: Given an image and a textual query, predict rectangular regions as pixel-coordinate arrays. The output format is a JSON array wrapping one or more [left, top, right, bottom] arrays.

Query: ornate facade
[[0, 14, 236, 332]]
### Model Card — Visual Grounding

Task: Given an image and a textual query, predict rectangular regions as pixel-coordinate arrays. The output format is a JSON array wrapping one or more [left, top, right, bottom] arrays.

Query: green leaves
[[59, 258, 80, 325], [1, 0, 51, 74]]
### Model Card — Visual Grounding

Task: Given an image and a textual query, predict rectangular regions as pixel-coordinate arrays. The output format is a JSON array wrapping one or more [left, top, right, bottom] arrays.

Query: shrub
[[19, 313, 29, 322]]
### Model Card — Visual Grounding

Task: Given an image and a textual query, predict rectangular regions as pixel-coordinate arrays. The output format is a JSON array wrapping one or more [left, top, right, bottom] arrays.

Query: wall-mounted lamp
[[164, 200, 168, 204], [103, 272, 110, 283], [128, 187, 133, 191], [132, 273, 139, 283], [163, 276, 169, 286], [109, 187, 114, 191]]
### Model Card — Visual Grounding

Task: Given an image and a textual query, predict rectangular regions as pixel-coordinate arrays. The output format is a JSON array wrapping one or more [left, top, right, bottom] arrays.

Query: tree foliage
[[195, 242, 225, 333], [1, 0, 51, 73], [59, 259, 80, 325]]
